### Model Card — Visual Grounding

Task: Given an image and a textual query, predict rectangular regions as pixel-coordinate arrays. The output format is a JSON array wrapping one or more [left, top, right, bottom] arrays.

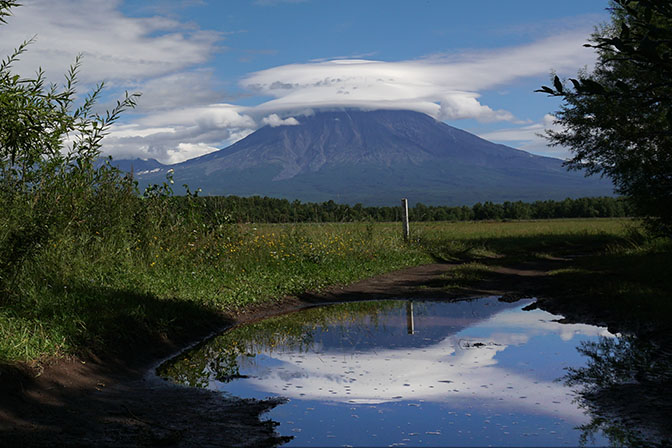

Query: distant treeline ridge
[[180, 196, 633, 223]]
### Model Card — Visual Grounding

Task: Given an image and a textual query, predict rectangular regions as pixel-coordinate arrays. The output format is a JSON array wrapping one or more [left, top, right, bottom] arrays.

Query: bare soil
[[1, 259, 668, 447]]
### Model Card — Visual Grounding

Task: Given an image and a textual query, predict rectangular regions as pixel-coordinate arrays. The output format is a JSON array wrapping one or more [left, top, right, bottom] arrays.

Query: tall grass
[[411, 218, 633, 262], [0, 199, 434, 362], [0, 205, 637, 363]]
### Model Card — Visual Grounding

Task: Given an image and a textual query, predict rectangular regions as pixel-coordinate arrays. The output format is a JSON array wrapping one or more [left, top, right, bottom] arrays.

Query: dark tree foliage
[[538, 0, 672, 234], [0, 1, 18, 25], [563, 336, 672, 447], [177, 195, 633, 224]]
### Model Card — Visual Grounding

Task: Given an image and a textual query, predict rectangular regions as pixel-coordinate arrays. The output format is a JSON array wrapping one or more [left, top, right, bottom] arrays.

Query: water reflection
[[159, 297, 614, 446], [564, 335, 672, 447]]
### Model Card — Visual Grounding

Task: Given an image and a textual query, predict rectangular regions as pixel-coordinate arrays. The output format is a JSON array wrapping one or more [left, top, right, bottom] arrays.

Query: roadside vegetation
[[3, 214, 668, 363]]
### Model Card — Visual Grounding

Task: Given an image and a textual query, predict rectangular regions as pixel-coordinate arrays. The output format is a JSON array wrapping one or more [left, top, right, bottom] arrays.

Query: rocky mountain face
[[120, 109, 614, 205]]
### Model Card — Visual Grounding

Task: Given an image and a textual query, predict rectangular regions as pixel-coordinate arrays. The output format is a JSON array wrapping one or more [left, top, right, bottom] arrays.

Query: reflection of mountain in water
[[159, 297, 526, 388], [312, 298, 524, 352], [158, 297, 620, 446]]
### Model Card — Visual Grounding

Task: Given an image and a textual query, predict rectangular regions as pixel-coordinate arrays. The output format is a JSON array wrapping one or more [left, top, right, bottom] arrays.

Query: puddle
[[159, 297, 614, 446]]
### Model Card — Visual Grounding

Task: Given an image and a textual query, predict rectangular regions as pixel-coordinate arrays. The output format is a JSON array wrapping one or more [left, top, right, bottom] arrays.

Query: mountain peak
[[127, 109, 613, 205]]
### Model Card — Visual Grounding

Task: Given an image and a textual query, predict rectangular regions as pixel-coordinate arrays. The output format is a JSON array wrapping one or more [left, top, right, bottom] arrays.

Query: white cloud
[[478, 114, 573, 159], [100, 27, 596, 162], [0, 0, 232, 163], [226, 128, 255, 145], [127, 69, 227, 112], [106, 124, 176, 139], [167, 142, 219, 164], [104, 26, 595, 162], [135, 103, 256, 132], [0, 0, 221, 84], [103, 105, 256, 163], [262, 113, 300, 127], [241, 32, 596, 123]]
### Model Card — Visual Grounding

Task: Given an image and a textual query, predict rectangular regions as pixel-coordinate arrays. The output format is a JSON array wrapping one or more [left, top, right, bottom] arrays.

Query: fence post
[[406, 301, 415, 335], [401, 198, 410, 242]]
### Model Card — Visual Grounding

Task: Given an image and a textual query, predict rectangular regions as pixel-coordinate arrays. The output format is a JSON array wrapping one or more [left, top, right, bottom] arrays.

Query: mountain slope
[[130, 110, 613, 205], [106, 157, 167, 174]]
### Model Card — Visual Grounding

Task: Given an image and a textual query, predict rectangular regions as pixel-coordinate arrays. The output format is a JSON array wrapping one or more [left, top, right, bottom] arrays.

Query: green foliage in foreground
[[0, 218, 432, 362], [416, 219, 672, 332], [2, 216, 664, 363]]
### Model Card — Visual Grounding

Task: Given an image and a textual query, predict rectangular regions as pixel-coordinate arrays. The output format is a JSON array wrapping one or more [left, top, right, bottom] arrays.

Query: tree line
[[181, 195, 634, 223]]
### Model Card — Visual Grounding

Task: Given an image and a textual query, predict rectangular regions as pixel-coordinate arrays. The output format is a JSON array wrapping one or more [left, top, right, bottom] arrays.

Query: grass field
[[415, 218, 672, 332], [1, 217, 669, 364]]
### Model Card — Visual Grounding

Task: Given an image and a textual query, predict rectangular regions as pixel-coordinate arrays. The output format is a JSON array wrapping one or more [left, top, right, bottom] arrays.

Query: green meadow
[[3, 213, 669, 364]]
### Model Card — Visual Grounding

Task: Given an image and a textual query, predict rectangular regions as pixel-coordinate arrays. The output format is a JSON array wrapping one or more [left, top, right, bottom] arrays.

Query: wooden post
[[406, 301, 415, 335], [401, 198, 409, 242]]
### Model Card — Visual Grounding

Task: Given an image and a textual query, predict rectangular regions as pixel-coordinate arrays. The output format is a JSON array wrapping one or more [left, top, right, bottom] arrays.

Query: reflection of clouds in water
[[245, 337, 582, 419], [478, 307, 614, 342], [235, 305, 613, 422]]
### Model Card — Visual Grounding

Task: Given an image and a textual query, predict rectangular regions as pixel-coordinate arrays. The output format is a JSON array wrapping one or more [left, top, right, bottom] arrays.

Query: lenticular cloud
[[242, 59, 509, 122], [240, 31, 594, 123]]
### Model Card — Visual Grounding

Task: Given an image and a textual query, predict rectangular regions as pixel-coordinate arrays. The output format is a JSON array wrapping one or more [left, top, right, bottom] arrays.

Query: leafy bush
[[0, 3, 139, 298]]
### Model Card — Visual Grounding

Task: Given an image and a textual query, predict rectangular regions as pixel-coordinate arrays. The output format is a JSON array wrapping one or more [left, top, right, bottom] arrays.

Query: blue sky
[[1, 0, 611, 163]]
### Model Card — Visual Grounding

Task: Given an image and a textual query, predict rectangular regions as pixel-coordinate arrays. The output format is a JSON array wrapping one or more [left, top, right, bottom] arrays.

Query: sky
[[0, 0, 612, 164]]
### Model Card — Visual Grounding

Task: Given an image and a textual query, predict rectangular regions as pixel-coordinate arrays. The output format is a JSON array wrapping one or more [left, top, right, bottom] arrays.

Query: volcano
[[127, 109, 613, 205]]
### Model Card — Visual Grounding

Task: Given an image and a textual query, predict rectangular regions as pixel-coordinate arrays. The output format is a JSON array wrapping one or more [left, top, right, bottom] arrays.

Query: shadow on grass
[[422, 231, 625, 264], [2, 282, 233, 364], [537, 248, 672, 335], [0, 283, 296, 447], [0, 282, 231, 419], [419, 232, 671, 329]]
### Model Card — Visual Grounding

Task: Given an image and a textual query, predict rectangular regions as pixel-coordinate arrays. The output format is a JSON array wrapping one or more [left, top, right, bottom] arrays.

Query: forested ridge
[[184, 195, 633, 223]]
